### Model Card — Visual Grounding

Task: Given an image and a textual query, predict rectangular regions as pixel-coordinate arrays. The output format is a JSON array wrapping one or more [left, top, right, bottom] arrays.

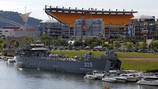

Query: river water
[[0, 60, 157, 89]]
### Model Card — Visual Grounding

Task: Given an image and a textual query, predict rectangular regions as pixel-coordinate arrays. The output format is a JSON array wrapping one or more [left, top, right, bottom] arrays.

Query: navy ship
[[16, 43, 121, 74]]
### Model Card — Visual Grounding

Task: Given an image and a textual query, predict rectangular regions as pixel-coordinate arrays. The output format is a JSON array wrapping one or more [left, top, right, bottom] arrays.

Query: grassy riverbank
[[52, 50, 158, 72], [121, 58, 158, 72], [117, 52, 158, 58], [117, 52, 158, 72]]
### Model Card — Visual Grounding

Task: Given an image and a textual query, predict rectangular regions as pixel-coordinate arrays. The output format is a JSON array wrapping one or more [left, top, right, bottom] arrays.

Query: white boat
[[84, 71, 105, 80], [102, 75, 127, 83], [120, 73, 139, 82], [17, 68, 23, 71], [7, 56, 16, 63], [115, 76, 127, 83], [92, 71, 105, 80], [84, 73, 97, 80], [137, 76, 158, 86], [108, 70, 121, 76], [102, 77, 117, 82]]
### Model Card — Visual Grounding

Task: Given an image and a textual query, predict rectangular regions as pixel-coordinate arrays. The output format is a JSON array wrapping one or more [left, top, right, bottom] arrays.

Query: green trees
[[9, 40, 20, 48], [40, 35, 52, 46], [0, 34, 157, 52], [0, 39, 5, 52], [113, 41, 121, 48], [73, 40, 82, 47], [120, 42, 134, 51], [84, 38, 104, 48], [40, 35, 68, 47], [150, 40, 158, 51], [136, 42, 147, 50], [54, 38, 68, 46], [23, 37, 35, 45]]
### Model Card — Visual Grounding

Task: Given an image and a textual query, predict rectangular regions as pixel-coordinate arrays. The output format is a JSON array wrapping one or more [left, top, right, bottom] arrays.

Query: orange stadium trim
[[45, 6, 137, 27]]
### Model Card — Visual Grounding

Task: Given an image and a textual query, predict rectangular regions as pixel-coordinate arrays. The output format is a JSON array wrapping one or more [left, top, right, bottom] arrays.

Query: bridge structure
[[45, 6, 137, 28]]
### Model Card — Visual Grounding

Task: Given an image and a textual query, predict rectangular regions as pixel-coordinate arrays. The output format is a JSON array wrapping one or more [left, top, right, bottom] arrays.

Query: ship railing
[[48, 55, 77, 61], [59, 57, 78, 61]]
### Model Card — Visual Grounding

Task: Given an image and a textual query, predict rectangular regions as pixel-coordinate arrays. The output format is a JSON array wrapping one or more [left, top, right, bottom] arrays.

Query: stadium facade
[[43, 6, 158, 39]]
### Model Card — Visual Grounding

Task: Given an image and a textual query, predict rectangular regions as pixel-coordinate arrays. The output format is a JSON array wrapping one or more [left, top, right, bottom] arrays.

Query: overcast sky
[[0, 0, 158, 20]]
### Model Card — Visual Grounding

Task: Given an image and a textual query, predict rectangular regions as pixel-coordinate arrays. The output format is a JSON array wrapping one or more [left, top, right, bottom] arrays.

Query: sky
[[0, 0, 158, 21]]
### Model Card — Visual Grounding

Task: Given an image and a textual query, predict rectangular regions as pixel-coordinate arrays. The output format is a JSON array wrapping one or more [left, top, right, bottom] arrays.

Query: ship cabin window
[[22, 50, 48, 57], [31, 50, 48, 57]]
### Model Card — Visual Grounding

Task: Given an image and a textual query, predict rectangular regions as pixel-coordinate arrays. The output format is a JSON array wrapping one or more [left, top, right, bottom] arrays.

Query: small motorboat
[[92, 70, 105, 80], [115, 76, 127, 83], [102, 72, 142, 83], [7, 56, 16, 63], [120, 73, 139, 82], [102, 76, 117, 83], [137, 76, 158, 86], [84, 73, 97, 80], [17, 68, 23, 71], [102, 76, 127, 83], [84, 70, 105, 80]]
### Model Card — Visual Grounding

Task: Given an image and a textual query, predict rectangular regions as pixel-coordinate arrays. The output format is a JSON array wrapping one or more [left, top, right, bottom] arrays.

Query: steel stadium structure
[[45, 6, 137, 38], [45, 6, 137, 27]]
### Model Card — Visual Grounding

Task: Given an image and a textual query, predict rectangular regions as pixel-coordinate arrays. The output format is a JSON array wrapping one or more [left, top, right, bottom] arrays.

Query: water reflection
[[0, 61, 157, 89], [138, 85, 158, 89]]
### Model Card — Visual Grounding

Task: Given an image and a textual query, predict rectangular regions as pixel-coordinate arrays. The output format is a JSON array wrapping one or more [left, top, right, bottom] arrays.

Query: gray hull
[[16, 56, 112, 74]]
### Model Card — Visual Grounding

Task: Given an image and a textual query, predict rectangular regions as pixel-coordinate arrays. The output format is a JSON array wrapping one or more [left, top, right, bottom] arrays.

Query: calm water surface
[[0, 60, 157, 89]]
